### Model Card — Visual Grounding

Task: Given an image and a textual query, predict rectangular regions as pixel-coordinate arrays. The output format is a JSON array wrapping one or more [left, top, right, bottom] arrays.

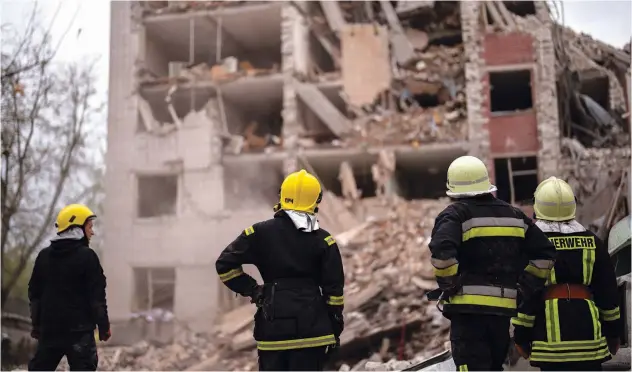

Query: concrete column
[[460, 2, 490, 166]]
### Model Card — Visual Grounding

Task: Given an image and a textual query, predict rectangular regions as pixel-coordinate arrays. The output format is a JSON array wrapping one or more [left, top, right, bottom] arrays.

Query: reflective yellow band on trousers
[[600, 306, 621, 321], [462, 227, 525, 242], [219, 268, 244, 282], [533, 337, 608, 351], [446, 294, 516, 309], [257, 334, 337, 350], [327, 295, 344, 306], [545, 299, 560, 342], [458, 365, 469, 371], [586, 300, 601, 340], [531, 337, 610, 362]]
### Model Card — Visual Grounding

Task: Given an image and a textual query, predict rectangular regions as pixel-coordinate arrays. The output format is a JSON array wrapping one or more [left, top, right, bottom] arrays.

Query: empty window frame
[[137, 174, 179, 218], [493, 156, 538, 204], [133, 267, 176, 312], [484, 2, 536, 25], [489, 70, 533, 114]]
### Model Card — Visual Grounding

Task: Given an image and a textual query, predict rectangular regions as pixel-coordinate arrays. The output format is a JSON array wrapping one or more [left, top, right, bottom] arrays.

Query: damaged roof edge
[[141, 1, 281, 24]]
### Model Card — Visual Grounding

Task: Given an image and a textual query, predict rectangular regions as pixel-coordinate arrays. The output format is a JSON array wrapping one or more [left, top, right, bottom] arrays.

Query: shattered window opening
[[223, 161, 284, 210], [489, 70, 533, 114], [133, 267, 176, 312], [412, 93, 441, 108], [137, 174, 179, 218], [579, 73, 610, 112], [140, 89, 214, 126], [396, 165, 448, 200], [494, 156, 538, 204]]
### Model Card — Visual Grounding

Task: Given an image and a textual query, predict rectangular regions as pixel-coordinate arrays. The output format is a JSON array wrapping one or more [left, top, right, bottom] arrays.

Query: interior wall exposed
[[311, 161, 377, 199], [579, 74, 610, 111], [141, 89, 215, 126]]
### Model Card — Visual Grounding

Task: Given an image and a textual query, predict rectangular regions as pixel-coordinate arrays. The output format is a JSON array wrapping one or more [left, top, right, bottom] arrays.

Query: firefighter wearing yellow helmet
[[428, 156, 556, 370], [28, 204, 111, 371], [512, 177, 622, 370], [216, 170, 345, 371]]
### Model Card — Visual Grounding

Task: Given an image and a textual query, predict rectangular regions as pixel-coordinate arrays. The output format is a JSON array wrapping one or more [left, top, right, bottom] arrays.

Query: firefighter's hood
[[284, 210, 320, 232]]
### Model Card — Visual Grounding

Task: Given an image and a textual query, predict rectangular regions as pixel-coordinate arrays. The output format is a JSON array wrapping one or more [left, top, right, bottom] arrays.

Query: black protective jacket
[[513, 220, 622, 366], [215, 211, 345, 351], [28, 238, 110, 340], [429, 195, 556, 317]]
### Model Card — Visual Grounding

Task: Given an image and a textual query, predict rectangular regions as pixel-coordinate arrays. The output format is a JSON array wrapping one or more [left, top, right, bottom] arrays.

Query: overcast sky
[[1, 0, 631, 107]]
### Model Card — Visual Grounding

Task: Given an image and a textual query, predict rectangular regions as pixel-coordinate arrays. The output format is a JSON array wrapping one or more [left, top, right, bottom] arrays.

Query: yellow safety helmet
[[278, 169, 322, 214], [446, 155, 497, 197], [55, 204, 96, 233], [533, 177, 576, 221]]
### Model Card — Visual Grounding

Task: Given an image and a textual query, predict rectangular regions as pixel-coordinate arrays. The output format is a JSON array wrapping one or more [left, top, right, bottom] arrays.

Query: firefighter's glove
[[99, 328, 111, 342], [607, 337, 620, 355], [30, 329, 40, 340], [249, 285, 264, 307], [514, 342, 531, 359], [330, 312, 344, 339]]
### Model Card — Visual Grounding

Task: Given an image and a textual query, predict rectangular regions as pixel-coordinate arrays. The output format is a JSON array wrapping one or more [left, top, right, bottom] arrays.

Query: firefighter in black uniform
[[512, 177, 622, 371], [216, 169, 345, 371], [429, 156, 557, 371], [28, 204, 110, 371]]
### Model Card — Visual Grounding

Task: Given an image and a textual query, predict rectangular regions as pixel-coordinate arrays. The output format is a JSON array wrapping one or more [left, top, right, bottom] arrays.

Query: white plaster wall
[[104, 1, 140, 322]]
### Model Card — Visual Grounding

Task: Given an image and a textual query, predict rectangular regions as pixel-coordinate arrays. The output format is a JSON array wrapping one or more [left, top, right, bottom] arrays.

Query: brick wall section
[[461, 2, 494, 181], [483, 33, 534, 66], [488, 113, 540, 153]]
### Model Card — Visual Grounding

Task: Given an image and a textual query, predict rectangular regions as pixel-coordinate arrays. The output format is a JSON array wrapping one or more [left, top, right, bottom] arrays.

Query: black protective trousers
[[28, 331, 98, 371], [450, 313, 511, 371], [258, 346, 328, 371]]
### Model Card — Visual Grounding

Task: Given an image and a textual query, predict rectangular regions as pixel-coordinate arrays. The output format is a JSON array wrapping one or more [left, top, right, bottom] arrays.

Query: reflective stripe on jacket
[[429, 195, 556, 317], [512, 220, 621, 366], [215, 211, 344, 350]]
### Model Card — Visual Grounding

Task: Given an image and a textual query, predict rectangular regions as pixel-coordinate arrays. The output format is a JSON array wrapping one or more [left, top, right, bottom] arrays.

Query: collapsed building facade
[[103, 0, 631, 363]]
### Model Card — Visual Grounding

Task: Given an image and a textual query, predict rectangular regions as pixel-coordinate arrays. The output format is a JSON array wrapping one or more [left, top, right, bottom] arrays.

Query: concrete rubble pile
[[52, 331, 218, 372], [174, 198, 452, 371], [294, 1, 468, 147]]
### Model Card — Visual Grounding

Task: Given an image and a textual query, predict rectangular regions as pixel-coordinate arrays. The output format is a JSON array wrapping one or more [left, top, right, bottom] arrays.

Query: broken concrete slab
[[217, 304, 257, 336], [379, 0, 417, 66], [320, 1, 347, 33], [396, 1, 435, 16], [296, 83, 352, 137]]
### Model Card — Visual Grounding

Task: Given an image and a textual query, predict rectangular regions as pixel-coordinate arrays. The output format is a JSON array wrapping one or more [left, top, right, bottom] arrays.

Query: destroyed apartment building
[[101, 0, 631, 370]]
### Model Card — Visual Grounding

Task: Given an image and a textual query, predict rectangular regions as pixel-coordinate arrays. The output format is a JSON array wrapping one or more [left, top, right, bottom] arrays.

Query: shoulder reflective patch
[[324, 235, 336, 246], [548, 235, 596, 250], [244, 226, 255, 236]]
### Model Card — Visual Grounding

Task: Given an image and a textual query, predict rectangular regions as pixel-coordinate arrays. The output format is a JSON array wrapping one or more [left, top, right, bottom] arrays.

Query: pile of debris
[[52, 331, 218, 371]]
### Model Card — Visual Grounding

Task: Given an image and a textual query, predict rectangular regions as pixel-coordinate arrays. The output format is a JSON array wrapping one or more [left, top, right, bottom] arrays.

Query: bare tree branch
[[1, 11, 103, 306]]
